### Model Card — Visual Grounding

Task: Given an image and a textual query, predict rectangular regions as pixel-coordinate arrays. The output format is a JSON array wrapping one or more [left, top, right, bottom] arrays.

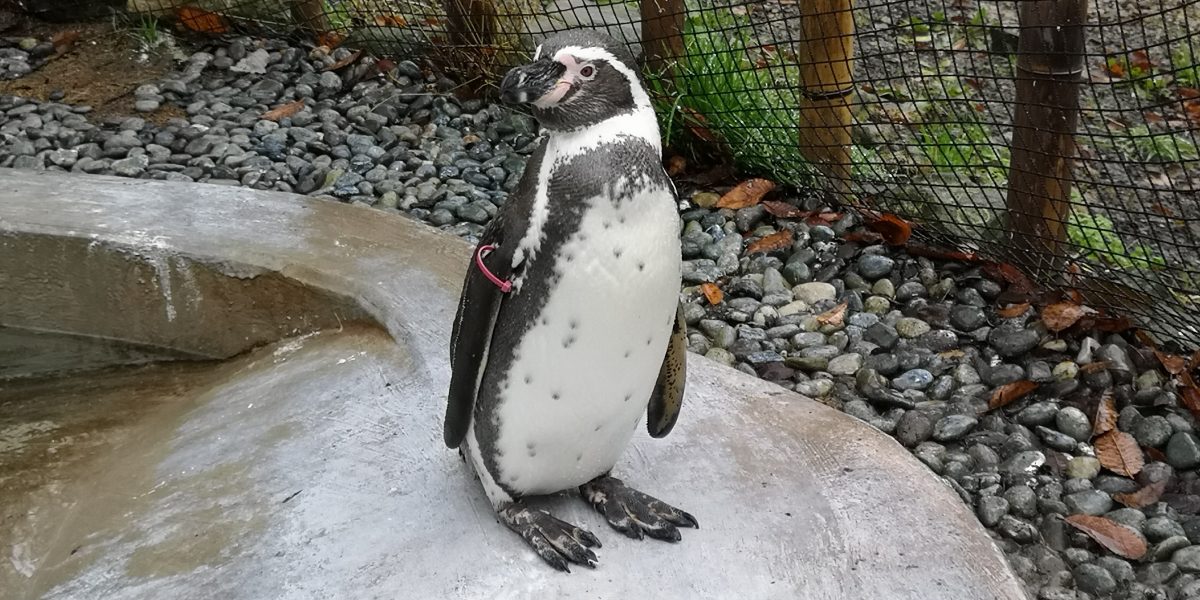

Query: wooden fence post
[[292, 0, 331, 37], [641, 0, 685, 80], [1005, 0, 1088, 272], [796, 0, 856, 198]]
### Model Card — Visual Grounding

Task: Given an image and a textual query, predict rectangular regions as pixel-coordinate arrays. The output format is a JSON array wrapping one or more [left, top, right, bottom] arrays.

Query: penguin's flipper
[[445, 221, 517, 449], [646, 302, 687, 438]]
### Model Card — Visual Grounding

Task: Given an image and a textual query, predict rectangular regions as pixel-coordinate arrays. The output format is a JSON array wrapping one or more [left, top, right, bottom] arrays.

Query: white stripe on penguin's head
[[551, 45, 651, 110]]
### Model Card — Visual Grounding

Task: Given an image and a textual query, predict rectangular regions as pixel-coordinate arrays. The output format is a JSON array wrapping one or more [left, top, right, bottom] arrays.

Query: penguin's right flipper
[[499, 503, 602, 572], [646, 302, 687, 438], [445, 219, 517, 449]]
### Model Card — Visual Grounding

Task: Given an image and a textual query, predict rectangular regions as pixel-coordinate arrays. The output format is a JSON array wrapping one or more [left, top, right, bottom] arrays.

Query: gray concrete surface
[[0, 169, 1027, 599]]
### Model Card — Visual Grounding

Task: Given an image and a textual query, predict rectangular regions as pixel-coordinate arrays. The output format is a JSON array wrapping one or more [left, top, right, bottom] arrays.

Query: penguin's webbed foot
[[579, 475, 698, 542], [498, 503, 602, 572]]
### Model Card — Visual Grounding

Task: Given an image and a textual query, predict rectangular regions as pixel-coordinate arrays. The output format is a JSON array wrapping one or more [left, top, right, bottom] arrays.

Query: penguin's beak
[[500, 59, 569, 108]]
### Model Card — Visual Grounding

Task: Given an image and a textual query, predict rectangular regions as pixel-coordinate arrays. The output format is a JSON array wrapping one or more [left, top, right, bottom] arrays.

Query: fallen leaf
[[175, 6, 230, 33], [1094, 391, 1118, 437], [1146, 447, 1169, 463], [1155, 350, 1187, 375], [983, 262, 1037, 295], [842, 230, 884, 244], [1130, 49, 1154, 71], [681, 108, 719, 143], [816, 302, 848, 327], [716, 178, 776, 209], [699, 283, 723, 305], [1065, 515, 1148, 559], [745, 230, 794, 255], [51, 30, 81, 53], [1114, 480, 1168, 509], [1179, 374, 1200, 421], [867, 213, 913, 245], [761, 200, 807, 219], [1095, 430, 1144, 477], [373, 14, 408, 27], [261, 100, 305, 121], [997, 303, 1031, 318], [1092, 315, 1134, 333], [665, 155, 687, 177], [989, 380, 1038, 410], [804, 212, 842, 225], [1042, 301, 1087, 332], [325, 49, 363, 72], [1190, 350, 1200, 372], [1105, 57, 1126, 78], [1080, 360, 1111, 375], [1134, 329, 1160, 349], [317, 31, 345, 48]]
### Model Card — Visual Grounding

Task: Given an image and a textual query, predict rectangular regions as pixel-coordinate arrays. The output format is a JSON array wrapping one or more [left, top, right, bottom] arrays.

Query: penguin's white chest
[[490, 187, 681, 495]]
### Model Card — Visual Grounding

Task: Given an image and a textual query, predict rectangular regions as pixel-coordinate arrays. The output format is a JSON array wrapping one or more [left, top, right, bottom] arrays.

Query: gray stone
[[1065, 456, 1101, 480], [793, 282, 836, 305], [230, 49, 270, 74], [1018, 402, 1059, 427], [895, 317, 931, 339], [933, 415, 977, 442], [1173, 546, 1200, 573], [977, 496, 1009, 527], [1064, 490, 1113, 515], [893, 369, 934, 391], [1004, 485, 1038, 518], [1056, 407, 1092, 442], [1002, 451, 1046, 477], [857, 254, 894, 279], [863, 323, 899, 349], [111, 154, 148, 177], [998, 515, 1038, 542], [1074, 563, 1117, 595], [1146, 518, 1188, 542], [1136, 416, 1175, 448], [989, 325, 1040, 357], [1167, 432, 1200, 469], [895, 411, 934, 447], [828, 353, 864, 376], [949, 305, 987, 331]]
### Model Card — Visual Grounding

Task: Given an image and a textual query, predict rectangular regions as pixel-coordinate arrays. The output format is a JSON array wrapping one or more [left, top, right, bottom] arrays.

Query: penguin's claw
[[580, 475, 699, 543], [499, 504, 600, 572]]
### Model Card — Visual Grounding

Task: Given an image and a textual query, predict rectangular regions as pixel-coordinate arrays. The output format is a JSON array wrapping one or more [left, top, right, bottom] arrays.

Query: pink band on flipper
[[474, 244, 513, 293]]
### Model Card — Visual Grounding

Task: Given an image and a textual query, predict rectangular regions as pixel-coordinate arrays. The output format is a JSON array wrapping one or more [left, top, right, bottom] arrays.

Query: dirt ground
[[0, 21, 182, 123]]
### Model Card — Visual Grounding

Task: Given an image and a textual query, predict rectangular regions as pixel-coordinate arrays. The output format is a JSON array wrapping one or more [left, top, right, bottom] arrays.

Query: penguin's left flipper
[[445, 218, 520, 449], [646, 302, 688, 438], [499, 503, 602, 572], [580, 475, 698, 542]]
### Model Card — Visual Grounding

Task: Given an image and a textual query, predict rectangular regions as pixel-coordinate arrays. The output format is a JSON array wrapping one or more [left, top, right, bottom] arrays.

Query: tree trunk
[[640, 0, 685, 80], [796, 0, 856, 200]]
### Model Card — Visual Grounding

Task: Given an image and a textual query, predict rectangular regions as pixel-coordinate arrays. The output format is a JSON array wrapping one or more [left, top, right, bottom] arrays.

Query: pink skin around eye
[[533, 54, 583, 109]]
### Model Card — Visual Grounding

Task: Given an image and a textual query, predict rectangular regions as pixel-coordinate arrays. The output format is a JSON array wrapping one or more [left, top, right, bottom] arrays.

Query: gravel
[[4, 32, 1200, 600]]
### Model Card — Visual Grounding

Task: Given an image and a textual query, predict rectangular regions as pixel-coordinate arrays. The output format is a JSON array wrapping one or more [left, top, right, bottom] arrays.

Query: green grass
[[647, 9, 816, 185], [1174, 44, 1200, 88], [1119, 125, 1200, 163], [1067, 208, 1165, 271], [915, 117, 1009, 185]]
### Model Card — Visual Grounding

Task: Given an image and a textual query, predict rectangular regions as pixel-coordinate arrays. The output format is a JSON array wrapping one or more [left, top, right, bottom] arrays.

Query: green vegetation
[[1119, 125, 1200, 163], [1067, 208, 1165, 271], [914, 113, 1009, 185], [647, 9, 816, 185], [1174, 44, 1200, 88]]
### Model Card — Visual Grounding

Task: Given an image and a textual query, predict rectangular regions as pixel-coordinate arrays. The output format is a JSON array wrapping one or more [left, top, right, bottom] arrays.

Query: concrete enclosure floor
[[0, 169, 1026, 599]]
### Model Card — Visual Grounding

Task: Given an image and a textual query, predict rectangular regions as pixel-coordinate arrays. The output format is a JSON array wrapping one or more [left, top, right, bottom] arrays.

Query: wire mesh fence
[[8, 0, 1200, 347]]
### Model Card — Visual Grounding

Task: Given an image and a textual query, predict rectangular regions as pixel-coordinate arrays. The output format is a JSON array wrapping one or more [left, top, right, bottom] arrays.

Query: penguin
[[444, 29, 696, 572]]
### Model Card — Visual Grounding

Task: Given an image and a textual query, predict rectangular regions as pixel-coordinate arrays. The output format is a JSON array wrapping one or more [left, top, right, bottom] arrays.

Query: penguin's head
[[499, 30, 648, 131]]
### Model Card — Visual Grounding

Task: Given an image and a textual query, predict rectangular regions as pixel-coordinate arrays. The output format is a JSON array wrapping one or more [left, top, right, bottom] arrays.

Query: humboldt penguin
[[444, 29, 696, 571]]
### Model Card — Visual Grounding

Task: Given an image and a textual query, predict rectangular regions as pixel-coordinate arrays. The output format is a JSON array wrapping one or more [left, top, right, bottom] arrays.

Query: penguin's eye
[[579, 65, 595, 79]]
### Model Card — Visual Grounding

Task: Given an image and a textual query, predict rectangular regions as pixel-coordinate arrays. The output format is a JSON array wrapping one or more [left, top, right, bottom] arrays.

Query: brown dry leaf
[[989, 380, 1038, 411], [317, 31, 345, 48], [681, 108, 719, 143], [1155, 350, 1187, 375], [1190, 350, 1200, 372], [761, 200, 807, 219], [745, 230, 794, 255], [1094, 391, 1118, 437], [1065, 515, 1148, 559], [716, 178, 776, 209], [1042, 301, 1087, 332], [1179, 380, 1200, 421], [665, 155, 687, 177], [816, 302, 848, 327], [1080, 361, 1112, 374], [1095, 430, 1144, 477], [997, 303, 1031, 318], [867, 213, 913, 246], [262, 100, 305, 122], [805, 212, 842, 225], [699, 283, 723, 305], [175, 6, 231, 33], [1114, 480, 1168, 509], [373, 14, 408, 27], [51, 30, 81, 54], [326, 49, 364, 72]]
